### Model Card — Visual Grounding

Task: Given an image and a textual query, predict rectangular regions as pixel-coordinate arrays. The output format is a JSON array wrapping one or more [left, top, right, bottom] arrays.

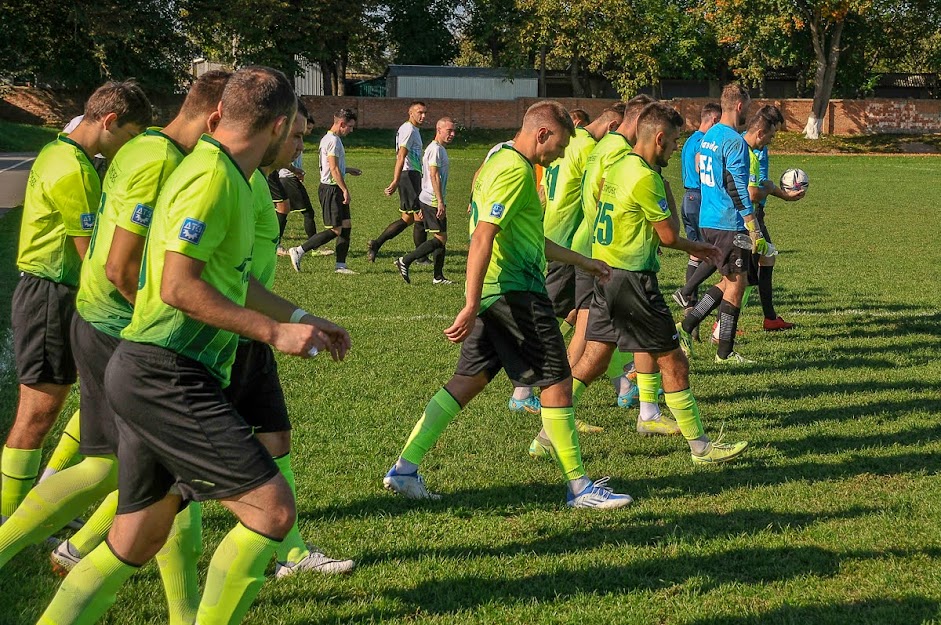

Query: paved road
[[0, 153, 36, 215]]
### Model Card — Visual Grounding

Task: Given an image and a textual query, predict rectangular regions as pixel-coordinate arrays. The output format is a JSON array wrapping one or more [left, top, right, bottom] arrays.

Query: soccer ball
[[780, 168, 809, 193]]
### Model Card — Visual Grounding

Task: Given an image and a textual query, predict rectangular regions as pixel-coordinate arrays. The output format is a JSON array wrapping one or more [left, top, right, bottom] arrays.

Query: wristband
[[290, 308, 308, 323]]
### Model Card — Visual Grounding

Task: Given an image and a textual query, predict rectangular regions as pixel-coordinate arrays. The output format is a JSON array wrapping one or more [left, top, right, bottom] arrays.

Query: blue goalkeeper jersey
[[698, 123, 753, 231], [681, 130, 704, 189], [756, 145, 769, 209]]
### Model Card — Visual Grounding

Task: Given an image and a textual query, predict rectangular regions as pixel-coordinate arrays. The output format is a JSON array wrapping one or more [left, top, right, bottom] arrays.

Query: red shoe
[[763, 316, 795, 331]]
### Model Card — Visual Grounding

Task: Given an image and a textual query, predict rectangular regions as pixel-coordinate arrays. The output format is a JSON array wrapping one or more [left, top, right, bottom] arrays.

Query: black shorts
[[418, 200, 447, 234], [701, 228, 754, 279], [574, 267, 596, 311], [398, 170, 422, 213], [586, 269, 680, 353], [681, 188, 702, 242], [106, 341, 279, 514], [12, 273, 77, 385], [455, 291, 571, 387], [545, 261, 576, 318], [754, 206, 772, 243], [70, 315, 121, 455], [267, 171, 287, 204], [319, 183, 351, 227], [224, 340, 291, 434], [280, 175, 315, 213]]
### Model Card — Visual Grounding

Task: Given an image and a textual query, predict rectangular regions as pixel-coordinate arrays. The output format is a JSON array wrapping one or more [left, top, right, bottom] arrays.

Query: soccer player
[[677, 83, 768, 364], [275, 112, 324, 255], [569, 108, 590, 127], [673, 102, 721, 312], [562, 102, 747, 461], [37, 66, 350, 625], [287, 108, 361, 273], [382, 101, 632, 509], [394, 116, 456, 285], [3, 81, 150, 521], [367, 101, 429, 262]]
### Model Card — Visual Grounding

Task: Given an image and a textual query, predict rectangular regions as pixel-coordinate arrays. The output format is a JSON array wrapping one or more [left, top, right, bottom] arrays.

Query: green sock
[[1, 446, 42, 518], [400, 389, 461, 465], [155, 502, 202, 625], [0, 456, 116, 570], [42, 410, 82, 481], [196, 522, 280, 625], [741, 285, 755, 309], [540, 406, 585, 481], [558, 318, 574, 338], [37, 541, 139, 625], [636, 372, 661, 404], [664, 390, 705, 440], [272, 453, 309, 564], [572, 378, 588, 408], [71, 490, 119, 556]]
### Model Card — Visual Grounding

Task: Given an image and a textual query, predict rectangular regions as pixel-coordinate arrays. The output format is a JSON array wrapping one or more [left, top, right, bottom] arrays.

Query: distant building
[[191, 56, 324, 96], [386, 65, 538, 100]]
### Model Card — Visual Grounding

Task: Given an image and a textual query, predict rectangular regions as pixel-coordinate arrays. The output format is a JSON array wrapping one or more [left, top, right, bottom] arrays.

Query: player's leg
[[51, 490, 119, 576], [368, 213, 412, 261], [335, 215, 354, 273], [397, 204, 447, 282], [289, 184, 342, 270], [39, 409, 82, 483]]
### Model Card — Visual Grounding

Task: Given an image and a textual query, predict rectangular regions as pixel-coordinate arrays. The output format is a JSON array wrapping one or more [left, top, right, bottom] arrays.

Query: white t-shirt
[[396, 121, 423, 172], [63, 115, 105, 158], [319, 132, 345, 185], [419, 141, 449, 207]]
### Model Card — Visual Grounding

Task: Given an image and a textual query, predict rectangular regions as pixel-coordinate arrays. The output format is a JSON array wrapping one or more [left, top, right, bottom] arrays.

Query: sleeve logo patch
[[80, 213, 95, 230], [658, 199, 669, 213], [490, 203, 505, 218], [749, 174, 757, 183], [131, 204, 153, 228], [179, 218, 206, 245]]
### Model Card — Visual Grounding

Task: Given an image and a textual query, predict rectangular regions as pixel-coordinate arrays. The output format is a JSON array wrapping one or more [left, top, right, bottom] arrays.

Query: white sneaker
[[274, 544, 355, 577], [433, 277, 454, 285], [50, 540, 82, 577], [335, 266, 357, 275], [289, 247, 304, 272], [567, 477, 633, 509], [383, 468, 441, 500]]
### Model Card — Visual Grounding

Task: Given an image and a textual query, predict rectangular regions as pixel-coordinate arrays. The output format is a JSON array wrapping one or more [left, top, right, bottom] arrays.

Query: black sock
[[303, 208, 317, 238], [276, 212, 288, 242], [758, 265, 776, 320], [403, 237, 443, 267], [413, 221, 427, 248], [374, 219, 409, 250], [336, 227, 351, 264], [716, 300, 741, 359], [433, 242, 446, 279], [682, 285, 723, 333], [301, 229, 337, 253], [681, 262, 717, 299], [685, 259, 701, 304]]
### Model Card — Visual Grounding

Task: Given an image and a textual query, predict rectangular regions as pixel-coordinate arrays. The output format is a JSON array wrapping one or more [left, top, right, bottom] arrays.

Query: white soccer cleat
[[567, 477, 633, 509], [289, 246, 304, 272], [50, 540, 82, 577], [274, 544, 355, 577], [383, 468, 441, 500]]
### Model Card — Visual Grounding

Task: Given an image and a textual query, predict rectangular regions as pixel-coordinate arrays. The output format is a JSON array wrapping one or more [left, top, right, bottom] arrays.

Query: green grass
[[3, 145, 941, 624], [0, 120, 58, 152]]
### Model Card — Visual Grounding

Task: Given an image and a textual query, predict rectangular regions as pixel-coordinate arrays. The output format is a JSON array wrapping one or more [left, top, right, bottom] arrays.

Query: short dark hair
[[757, 104, 784, 127], [179, 70, 231, 121], [334, 108, 357, 123], [721, 83, 750, 113], [220, 66, 296, 133], [747, 110, 775, 133], [569, 108, 590, 125], [84, 80, 152, 128], [296, 98, 309, 121], [636, 102, 683, 141], [409, 100, 427, 109], [522, 100, 576, 137], [609, 102, 628, 116], [624, 94, 656, 125], [701, 102, 721, 121]]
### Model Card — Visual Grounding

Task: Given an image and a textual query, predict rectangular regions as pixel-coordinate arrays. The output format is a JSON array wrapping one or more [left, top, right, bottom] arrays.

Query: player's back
[[698, 123, 751, 231]]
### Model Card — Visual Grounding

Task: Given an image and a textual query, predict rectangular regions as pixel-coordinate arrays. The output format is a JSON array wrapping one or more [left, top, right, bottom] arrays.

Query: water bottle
[[733, 233, 778, 256]]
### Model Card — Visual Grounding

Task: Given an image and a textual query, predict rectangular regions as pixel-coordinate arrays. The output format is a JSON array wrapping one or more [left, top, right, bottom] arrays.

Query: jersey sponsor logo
[[179, 218, 206, 245], [130, 203, 154, 228], [490, 203, 505, 218], [80, 212, 95, 230], [658, 198, 669, 213], [701, 140, 719, 152], [749, 174, 757, 183]]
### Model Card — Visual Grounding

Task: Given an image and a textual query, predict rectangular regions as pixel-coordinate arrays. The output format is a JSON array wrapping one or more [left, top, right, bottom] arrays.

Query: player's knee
[[436, 233, 447, 245], [267, 496, 297, 538], [331, 226, 342, 236]]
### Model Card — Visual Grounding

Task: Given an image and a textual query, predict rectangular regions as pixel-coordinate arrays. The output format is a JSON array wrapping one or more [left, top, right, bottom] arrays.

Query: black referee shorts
[[319, 183, 350, 228], [398, 170, 422, 213]]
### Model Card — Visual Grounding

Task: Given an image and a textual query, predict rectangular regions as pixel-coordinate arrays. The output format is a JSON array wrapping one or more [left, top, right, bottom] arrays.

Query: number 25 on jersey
[[699, 154, 716, 188]]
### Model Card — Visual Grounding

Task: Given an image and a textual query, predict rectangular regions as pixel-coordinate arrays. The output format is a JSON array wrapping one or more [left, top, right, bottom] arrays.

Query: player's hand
[[271, 322, 329, 358], [342, 188, 351, 205], [581, 258, 612, 285], [416, 210, 424, 221], [444, 306, 477, 344], [784, 188, 805, 201], [300, 315, 351, 361], [347, 168, 362, 177], [697, 242, 723, 267], [384, 180, 397, 195], [750, 231, 769, 255], [466, 203, 472, 214], [437, 205, 446, 219]]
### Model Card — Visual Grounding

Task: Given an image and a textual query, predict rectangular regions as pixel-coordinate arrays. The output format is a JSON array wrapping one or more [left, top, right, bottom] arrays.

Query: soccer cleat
[[763, 316, 795, 331], [433, 277, 454, 285], [334, 267, 357, 275], [508, 395, 540, 414], [314, 248, 335, 256], [289, 246, 304, 272], [676, 322, 693, 358], [576, 419, 603, 434], [691, 439, 749, 464], [636, 413, 681, 436], [617, 384, 640, 409], [714, 351, 755, 365], [366, 240, 377, 263], [274, 544, 355, 577], [383, 467, 441, 500], [277, 245, 288, 257], [50, 540, 82, 577], [394, 257, 411, 284], [567, 477, 633, 509], [672, 289, 692, 308], [528, 434, 557, 461], [415, 258, 433, 266]]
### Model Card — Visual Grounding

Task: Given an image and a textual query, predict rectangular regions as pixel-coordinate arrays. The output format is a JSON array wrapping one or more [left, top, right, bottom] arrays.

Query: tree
[[460, 0, 532, 68], [385, 0, 459, 65]]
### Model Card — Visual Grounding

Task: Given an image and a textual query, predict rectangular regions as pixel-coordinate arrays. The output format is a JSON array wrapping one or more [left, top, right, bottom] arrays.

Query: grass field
[[2, 141, 941, 625]]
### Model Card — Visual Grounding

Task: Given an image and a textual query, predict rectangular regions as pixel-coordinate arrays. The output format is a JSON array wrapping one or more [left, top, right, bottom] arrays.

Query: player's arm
[[652, 219, 722, 266], [663, 179, 680, 231], [58, 171, 96, 259], [545, 238, 611, 284], [71, 236, 90, 259], [105, 227, 146, 304], [328, 155, 350, 204], [429, 164, 445, 217], [160, 252, 327, 358], [444, 221, 496, 343], [767, 181, 805, 201], [384, 146, 407, 195]]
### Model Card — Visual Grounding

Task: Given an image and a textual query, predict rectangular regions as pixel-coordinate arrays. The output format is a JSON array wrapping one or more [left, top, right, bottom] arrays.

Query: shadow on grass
[[0, 209, 21, 424], [686, 596, 941, 625]]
